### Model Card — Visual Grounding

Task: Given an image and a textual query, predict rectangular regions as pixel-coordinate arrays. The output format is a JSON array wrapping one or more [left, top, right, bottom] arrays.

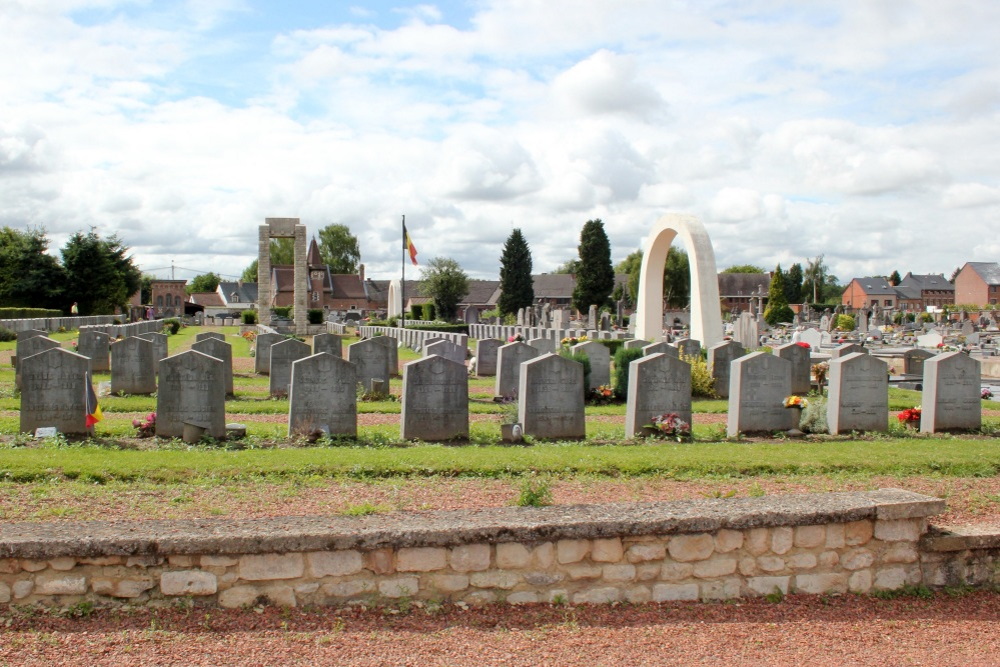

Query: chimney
[[358, 263, 365, 282]]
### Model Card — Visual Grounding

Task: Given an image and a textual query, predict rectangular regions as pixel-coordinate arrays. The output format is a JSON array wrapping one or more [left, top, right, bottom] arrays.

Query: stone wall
[[2, 490, 995, 610], [0, 315, 119, 333]]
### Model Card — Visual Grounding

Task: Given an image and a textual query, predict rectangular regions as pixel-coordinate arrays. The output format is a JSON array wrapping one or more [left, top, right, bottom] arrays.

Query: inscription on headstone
[[519, 353, 585, 439], [827, 352, 888, 434], [625, 353, 691, 438], [137, 332, 168, 374], [156, 350, 226, 439], [773, 342, 811, 395], [401, 355, 468, 441], [708, 340, 746, 399], [111, 337, 156, 395], [727, 352, 794, 436], [921, 352, 981, 433], [347, 337, 392, 392], [269, 338, 311, 397], [254, 333, 285, 375], [191, 337, 235, 396], [475, 339, 502, 376], [424, 339, 466, 365], [19, 348, 92, 435], [288, 353, 357, 437], [312, 333, 343, 359], [571, 340, 610, 389], [77, 331, 110, 373], [495, 342, 541, 398]]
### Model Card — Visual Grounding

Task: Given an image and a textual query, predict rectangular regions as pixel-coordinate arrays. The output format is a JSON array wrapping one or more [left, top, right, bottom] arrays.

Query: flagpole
[[399, 215, 407, 329]]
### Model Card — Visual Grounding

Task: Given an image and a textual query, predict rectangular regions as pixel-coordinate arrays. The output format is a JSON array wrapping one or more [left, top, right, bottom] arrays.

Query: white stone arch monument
[[257, 217, 308, 335], [387, 279, 403, 318], [634, 213, 723, 348]]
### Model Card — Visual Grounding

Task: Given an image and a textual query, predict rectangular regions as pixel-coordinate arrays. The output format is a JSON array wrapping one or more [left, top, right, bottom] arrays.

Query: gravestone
[[708, 340, 746, 399], [16, 328, 46, 343], [727, 352, 795, 436], [600, 312, 611, 331], [733, 312, 758, 349], [675, 338, 701, 358], [155, 350, 226, 439], [312, 333, 343, 358], [518, 353, 585, 439], [269, 338, 311, 397], [643, 341, 678, 358], [831, 343, 867, 358], [195, 332, 226, 343], [288, 353, 357, 437], [587, 305, 597, 330], [625, 353, 692, 438], [347, 337, 392, 392], [137, 332, 168, 374], [527, 337, 555, 354], [15, 336, 61, 384], [916, 330, 944, 349], [475, 339, 502, 376], [623, 339, 646, 350], [571, 340, 610, 389], [827, 352, 889, 434], [191, 337, 235, 396], [19, 348, 93, 435], [798, 328, 825, 351], [773, 342, 811, 395], [516, 308, 525, 326], [401, 355, 468, 441], [111, 337, 156, 395], [921, 352, 981, 433], [424, 339, 466, 365], [77, 331, 110, 373], [371, 335, 399, 376], [903, 348, 934, 376], [495, 342, 541, 398], [962, 320, 975, 336], [254, 333, 285, 374], [857, 310, 868, 333], [820, 314, 831, 332], [551, 309, 566, 330]]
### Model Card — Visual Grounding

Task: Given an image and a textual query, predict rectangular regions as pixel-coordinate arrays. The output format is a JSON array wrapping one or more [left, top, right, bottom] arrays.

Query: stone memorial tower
[[257, 218, 308, 335]]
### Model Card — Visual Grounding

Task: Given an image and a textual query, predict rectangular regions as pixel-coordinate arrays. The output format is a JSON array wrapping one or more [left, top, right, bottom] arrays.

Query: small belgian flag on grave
[[85, 372, 103, 427]]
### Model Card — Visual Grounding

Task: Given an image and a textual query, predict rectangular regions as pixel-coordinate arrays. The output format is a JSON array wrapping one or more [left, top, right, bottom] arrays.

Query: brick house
[[717, 273, 771, 314], [894, 273, 954, 311], [841, 277, 897, 310], [269, 238, 383, 312], [151, 280, 187, 317], [954, 262, 1000, 306]]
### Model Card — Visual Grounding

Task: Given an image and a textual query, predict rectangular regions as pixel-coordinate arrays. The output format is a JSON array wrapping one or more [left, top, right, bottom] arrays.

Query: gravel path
[[2, 593, 998, 665]]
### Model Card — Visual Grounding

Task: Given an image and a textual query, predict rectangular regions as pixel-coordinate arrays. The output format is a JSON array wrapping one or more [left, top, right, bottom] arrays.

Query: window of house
[[175, 296, 182, 307], [311, 291, 319, 302], [885, 300, 892, 307], [871, 299, 878, 307], [156, 296, 163, 307]]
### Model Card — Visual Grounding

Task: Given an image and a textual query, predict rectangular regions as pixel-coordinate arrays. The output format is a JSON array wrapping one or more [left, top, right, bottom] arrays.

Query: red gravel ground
[[1, 593, 999, 665]]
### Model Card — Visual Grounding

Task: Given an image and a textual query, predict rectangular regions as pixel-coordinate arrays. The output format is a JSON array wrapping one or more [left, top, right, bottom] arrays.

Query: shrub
[[682, 352, 716, 398], [559, 349, 591, 401], [272, 306, 292, 319], [307, 308, 324, 325], [918, 312, 934, 323], [799, 395, 828, 433], [162, 318, 181, 335], [425, 303, 436, 321], [404, 323, 469, 334], [835, 314, 855, 331], [241, 310, 257, 325], [0, 307, 62, 319], [411, 304, 424, 320], [516, 476, 552, 507], [612, 347, 645, 400], [0, 326, 15, 342]]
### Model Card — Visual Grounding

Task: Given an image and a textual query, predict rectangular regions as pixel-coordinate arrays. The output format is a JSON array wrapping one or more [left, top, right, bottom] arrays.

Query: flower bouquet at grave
[[507, 334, 525, 343], [782, 395, 808, 409], [795, 342, 811, 350], [560, 335, 587, 347], [588, 384, 615, 405], [897, 406, 921, 427], [132, 412, 156, 438], [811, 361, 830, 388], [643, 413, 692, 442], [982, 388, 993, 401], [241, 331, 257, 343]]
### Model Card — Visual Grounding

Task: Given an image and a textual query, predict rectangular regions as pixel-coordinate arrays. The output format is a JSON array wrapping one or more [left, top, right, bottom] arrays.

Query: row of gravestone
[[0, 315, 117, 333]]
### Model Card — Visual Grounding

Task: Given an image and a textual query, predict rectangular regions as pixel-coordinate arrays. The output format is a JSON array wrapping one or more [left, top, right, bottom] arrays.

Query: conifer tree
[[497, 229, 534, 316], [571, 219, 614, 313], [764, 264, 795, 326]]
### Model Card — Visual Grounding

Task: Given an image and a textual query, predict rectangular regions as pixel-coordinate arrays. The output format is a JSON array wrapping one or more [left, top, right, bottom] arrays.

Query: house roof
[[898, 273, 955, 293], [218, 281, 258, 304], [188, 291, 225, 307], [964, 262, 1000, 286], [532, 274, 576, 298], [894, 284, 922, 300], [330, 274, 368, 299], [717, 273, 771, 297], [850, 276, 896, 296], [307, 237, 322, 266], [461, 280, 501, 306]]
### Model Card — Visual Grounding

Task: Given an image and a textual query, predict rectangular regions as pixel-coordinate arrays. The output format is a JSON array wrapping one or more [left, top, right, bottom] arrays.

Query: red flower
[[795, 342, 810, 349]]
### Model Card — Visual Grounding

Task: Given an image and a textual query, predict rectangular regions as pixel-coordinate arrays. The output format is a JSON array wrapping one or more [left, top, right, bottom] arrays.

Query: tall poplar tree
[[571, 219, 614, 313], [497, 228, 534, 316]]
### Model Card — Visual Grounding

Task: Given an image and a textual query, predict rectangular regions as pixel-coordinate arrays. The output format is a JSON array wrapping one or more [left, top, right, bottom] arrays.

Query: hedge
[[0, 308, 63, 319], [403, 323, 469, 335]]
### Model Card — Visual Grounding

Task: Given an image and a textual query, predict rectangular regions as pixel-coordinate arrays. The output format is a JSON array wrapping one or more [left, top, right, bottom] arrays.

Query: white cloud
[[551, 50, 666, 120], [942, 183, 1000, 208]]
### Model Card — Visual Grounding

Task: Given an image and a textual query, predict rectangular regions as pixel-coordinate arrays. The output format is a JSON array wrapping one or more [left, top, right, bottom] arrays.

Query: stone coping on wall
[[0, 489, 943, 561], [922, 524, 1000, 552]]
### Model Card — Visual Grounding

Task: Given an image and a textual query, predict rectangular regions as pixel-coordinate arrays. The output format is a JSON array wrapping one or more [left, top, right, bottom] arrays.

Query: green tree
[[785, 263, 803, 304], [615, 249, 643, 304], [317, 224, 361, 274], [269, 238, 296, 265], [187, 272, 221, 294], [240, 260, 258, 283], [139, 274, 155, 304], [419, 257, 469, 321], [803, 255, 828, 303], [497, 228, 534, 316], [888, 270, 902, 286], [0, 226, 66, 309], [764, 264, 794, 326], [571, 219, 614, 312], [61, 230, 141, 315], [663, 247, 690, 309], [553, 258, 581, 274], [721, 264, 766, 274]]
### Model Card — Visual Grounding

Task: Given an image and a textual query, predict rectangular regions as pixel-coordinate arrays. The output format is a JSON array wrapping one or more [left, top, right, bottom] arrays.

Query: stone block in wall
[[845, 520, 874, 545], [397, 547, 447, 572], [591, 538, 624, 562], [161, 571, 218, 596], [668, 534, 714, 562], [379, 577, 419, 598], [308, 551, 364, 578], [874, 519, 922, 542], [652, 583, 698, 602], [238, 553, 304, 581], [556, 539, 590, 564], [573, 587, 621, 604], [34, 574, 87, 596], [91, 577, 155, 598], [747, 576, 790, 596], [219, 585, 260, 609], [449, 544, 490, 572], [794, 572, 847, 594]]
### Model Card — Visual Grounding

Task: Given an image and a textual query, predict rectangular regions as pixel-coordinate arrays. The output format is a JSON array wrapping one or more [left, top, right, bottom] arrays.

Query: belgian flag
[[403, 222, 418, 266], [85, 372, 103, 428]]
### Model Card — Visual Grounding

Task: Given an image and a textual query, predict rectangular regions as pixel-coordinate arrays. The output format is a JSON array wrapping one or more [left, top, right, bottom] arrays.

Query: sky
[[2, 0, 999, 286]]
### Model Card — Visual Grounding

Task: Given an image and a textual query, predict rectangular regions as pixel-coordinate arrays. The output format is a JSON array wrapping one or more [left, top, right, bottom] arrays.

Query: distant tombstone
[[495, 342, 541, 398], [312, 333, 343, 358], [288, 353, 357, 437], [600, 312, 611, 331], [921, 352, 981, 433], [733, 312, 758, 349], [371, 335, 399, 377], [254, 333, 285, 374], [587, 305, 598, 330], [464, 307, 479, 325], [191, 338, 235, 396], [16, 328, 46, 342], [857, 310, 868, 333], [623, 339, 646, 350], [827, 352, 889, 434], [111, 337, 156, 395], [643, 341, 678, 358], [903, 348, 934, 376], [571, 340, 610, 389], [347, 337, 391, 391], [727, 352, 795, 436], [15, 336, 61, 383], [831, 343, 867, 358], [155, 350, 226, 439], [625, 353, 692, 438], [425, 339, 466, 365], [516, 308, 525, 326], [269, 338, 311, 397], [773, 342, 811, 395], [137, 332, 168, 374], [195, 332, 226, 343], [798, 328, 824, 351], [675, 338, 701, 358], [551, 309, 566, 330], [527, 337, 555, 354], [77, 331, 110, 373], [401, 355, 468, 441], [19, 348, 93, 435], [916, 330, 944, 349], [819, 314, 831, 332], [708, 340, 746, 399], [961, 320, 975, 336], [476, 339, 502, 376], [518, 353, 585, 439], [14, 329, 49, 368]]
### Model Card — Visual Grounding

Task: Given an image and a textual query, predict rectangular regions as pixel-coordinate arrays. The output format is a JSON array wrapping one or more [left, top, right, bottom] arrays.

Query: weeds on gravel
[[870, 584, 934, 600], [340, 502, 392, 516], [517, 475, 553, 507]]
